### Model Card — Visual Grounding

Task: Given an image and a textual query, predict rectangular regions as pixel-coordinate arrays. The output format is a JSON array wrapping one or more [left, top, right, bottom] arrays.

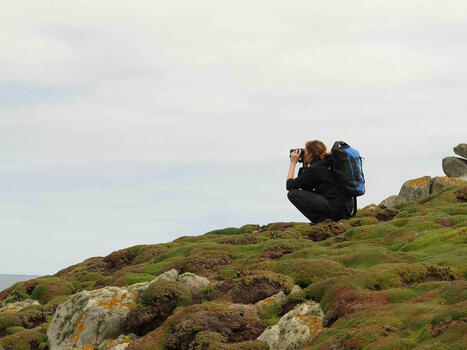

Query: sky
[[1, 0, 466, 275]]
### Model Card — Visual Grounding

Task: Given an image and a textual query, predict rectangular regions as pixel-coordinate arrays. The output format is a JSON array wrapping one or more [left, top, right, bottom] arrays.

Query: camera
[[289, 148, 305, 163]]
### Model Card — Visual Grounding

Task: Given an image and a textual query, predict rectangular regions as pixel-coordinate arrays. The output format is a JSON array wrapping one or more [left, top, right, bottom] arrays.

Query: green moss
[[204, 227, 242, 236], [273, 259, 350, 286], [0, 330, 47, 350], [0, 313, 21, 335], [6, 326, 26, 334], [29, 277, 73, 304], [385, 288, 417, 303], [438, 280, 467, 304], [115, 273, 155, 286]]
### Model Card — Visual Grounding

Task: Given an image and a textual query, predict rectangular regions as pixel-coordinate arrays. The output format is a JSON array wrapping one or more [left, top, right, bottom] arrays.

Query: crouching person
[[287, 140, 353, 225]]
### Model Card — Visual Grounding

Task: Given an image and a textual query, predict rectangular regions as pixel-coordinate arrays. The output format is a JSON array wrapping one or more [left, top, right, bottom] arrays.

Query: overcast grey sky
[[1, 0, 466, 275]]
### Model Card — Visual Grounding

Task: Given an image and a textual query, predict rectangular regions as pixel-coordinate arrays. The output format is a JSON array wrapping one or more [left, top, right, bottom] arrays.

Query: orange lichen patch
[[98, 290, 124, 310], [297, 313, 325, 338], [407, 177, 430, 188], [122, 338, 132, 343], [105, 340, 115, 350], [83, 345, 94, 350], [435, 177, 466, 187], [257, 296, 277, 306], [72, 313, 89, 344], [4, 307, 17, 313]]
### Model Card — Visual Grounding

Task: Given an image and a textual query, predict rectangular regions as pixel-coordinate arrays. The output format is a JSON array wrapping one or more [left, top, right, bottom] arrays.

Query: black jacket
[[286, 159, 353, 217]]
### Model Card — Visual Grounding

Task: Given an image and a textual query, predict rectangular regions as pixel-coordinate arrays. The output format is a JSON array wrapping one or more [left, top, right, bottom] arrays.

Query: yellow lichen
[[83, 345, 94, 350], [4, 307, 16, 313], [72, 313, 89, 344], [407, 177, 430, 188], [297, 314, 325, 339]]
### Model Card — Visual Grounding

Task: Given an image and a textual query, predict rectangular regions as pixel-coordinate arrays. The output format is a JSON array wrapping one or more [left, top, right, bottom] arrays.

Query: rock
[[47, 282, 149, 350], [255, 291, 286, 307], [398, 176, 432, 201], [379, 195, 400, 208], [454, 143, 467, 159], [290, 285, 302, 295], [442, 157, 467, 178], [379, 176, 432, 208], [97, 335, 136, 350], [257, 300, 325, 350], [154, 269, 178, 282], [0, 299, 39, 313], [431, 176, 467, 193], [47, 269, 211, 349], [177, 272, 210, 297]]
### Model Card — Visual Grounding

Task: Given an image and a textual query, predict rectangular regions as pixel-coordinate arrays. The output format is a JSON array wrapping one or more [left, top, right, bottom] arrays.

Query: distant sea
[[0, 274, 41, 292]]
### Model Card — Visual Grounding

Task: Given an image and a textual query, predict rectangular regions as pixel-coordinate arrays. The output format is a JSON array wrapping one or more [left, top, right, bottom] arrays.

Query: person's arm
[[286, 150, 300, 190]]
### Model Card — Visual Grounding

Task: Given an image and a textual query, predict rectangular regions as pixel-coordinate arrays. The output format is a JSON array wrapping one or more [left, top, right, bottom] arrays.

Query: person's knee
[[287, 189, 299, 201]]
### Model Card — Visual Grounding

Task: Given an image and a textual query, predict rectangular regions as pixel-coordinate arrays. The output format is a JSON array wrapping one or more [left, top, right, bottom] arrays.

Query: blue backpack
[[330, 141, 366, 217]]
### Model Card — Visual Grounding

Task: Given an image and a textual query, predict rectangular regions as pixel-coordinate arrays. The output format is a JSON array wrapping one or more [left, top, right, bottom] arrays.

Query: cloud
[[1, 0, 466, 274]]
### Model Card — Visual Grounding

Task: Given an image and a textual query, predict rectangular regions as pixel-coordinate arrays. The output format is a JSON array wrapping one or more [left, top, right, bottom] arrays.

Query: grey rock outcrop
[[47, 269, 211, 350], [442, 157, 467, 178], [379, 176, 467, 208], [454, 143, 467, 159], [257, 300, 325, 350]]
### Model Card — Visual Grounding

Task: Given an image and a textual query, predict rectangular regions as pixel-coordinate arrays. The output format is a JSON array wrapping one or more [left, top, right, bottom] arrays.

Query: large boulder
[[47, 282, 147, 350], [443, 157, 467, 177], [398, 176, 432, 202], [47, 269, 211, 350], [431, 176, 467, 193], [379, 176, 431, 208], [257, 300, 325, 350], [454, 143, 467, 159]]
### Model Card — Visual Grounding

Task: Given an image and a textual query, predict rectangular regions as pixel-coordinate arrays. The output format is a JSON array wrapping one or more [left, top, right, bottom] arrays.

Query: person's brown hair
[[304, 140, 331, 165]]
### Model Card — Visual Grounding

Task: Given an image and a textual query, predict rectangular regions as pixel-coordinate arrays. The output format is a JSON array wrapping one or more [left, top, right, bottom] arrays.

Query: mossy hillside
[[0, 184, 465, 348]]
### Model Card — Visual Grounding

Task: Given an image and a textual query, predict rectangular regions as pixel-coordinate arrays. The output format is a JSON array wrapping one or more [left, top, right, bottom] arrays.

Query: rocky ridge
[[0, 177, 466, 349]]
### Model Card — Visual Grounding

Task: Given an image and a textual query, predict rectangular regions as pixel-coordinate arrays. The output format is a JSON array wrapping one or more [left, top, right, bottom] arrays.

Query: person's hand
[[290, 149, 301, 164]]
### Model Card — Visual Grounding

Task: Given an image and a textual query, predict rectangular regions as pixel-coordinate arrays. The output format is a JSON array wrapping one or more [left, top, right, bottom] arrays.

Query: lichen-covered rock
[[289, 285, 302, 295], [47, 282, 148, 350], [453, 143, 467, 159], [442, 156, 467, 177], [0, 300, 39, 314], [255, 291, 286, 307], [257, 300, 325, 350], [381, 176, 432, 207], [379, 195, 400, 208], [97, 335, 136, 350], [177, 272, 210, 297], [47, 269, 210, 349], [398, 176, 432, 202], [431, 176, 467, 193]]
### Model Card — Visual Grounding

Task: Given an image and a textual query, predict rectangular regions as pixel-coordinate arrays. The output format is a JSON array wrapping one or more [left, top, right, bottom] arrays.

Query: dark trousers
[[287, 189, 348, 224]]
